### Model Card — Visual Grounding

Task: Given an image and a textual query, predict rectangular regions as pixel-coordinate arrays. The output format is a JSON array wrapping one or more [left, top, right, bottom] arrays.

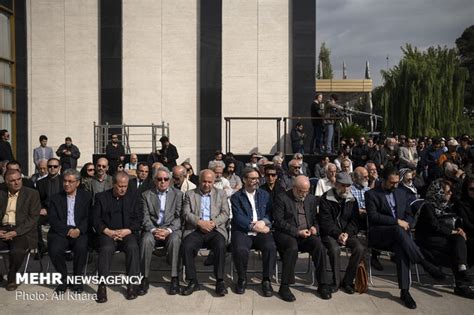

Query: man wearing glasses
[[280, 159, 302, 191], [36, 158, 64, 258], [138, 167, 183, 296], [47, 169, 91, 294], [260, 165, 285, 203]]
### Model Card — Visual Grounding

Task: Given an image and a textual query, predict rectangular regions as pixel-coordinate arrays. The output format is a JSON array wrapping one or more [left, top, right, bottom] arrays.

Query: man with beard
[[56, 137, 81, 171], [172, 165, 196, 193], [105, 134, 125, 176], [320, 173, 365, 294]]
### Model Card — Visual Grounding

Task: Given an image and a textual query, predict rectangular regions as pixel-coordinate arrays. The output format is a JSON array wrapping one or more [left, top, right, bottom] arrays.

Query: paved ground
[[1, 251, 473, 314]]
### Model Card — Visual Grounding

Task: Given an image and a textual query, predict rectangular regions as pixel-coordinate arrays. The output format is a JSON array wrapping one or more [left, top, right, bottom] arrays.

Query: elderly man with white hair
[[315, 163, 337, 197]]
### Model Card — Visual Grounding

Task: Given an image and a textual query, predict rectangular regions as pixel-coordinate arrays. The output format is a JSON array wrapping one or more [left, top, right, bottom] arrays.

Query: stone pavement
[[1, 251, 473, 314]]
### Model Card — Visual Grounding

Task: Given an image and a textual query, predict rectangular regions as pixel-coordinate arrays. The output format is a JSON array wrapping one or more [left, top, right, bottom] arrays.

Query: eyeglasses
[[265, 173, 277, 177], [290, 166, 301, 169], [63, 180, 78, 184], [48, 165, 59, 169], [87, 168, 95, 172], [97, 164, 107, 168], [156, 177, 170, 182]]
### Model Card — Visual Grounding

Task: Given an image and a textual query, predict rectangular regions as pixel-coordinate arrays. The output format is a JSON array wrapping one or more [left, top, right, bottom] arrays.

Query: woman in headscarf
[[455, 177, 474, 266], [415, 179, 474, 299]]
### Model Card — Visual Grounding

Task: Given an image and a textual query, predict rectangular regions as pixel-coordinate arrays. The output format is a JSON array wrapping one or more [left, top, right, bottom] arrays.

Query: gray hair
[[153, 166, 171, 179], [208, 160, 225, 171], [272, 156, 283, 164], [241, 166, 259, 179], [113, 171, 130, 184], [62, 168, 80, 181]]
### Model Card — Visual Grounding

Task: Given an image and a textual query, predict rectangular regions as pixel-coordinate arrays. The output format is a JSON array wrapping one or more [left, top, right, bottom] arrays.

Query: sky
[[316, 0, 474, 87]]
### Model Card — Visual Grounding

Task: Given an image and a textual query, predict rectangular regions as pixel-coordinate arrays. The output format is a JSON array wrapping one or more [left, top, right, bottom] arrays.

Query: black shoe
[[421, 261, 446, 281], [54, 284, 67, 294], [126, 284, 137, 300], [400, 289, 417, 309], [204, 251, 215, 266], [371, 256, 384, 271], [96, 285, 107, 303], [181, 280, 200, 296], [454, 286, 474, 299], [317, 285, 332, 300], [72, 284, 84, 294], [215, 280, 228, 296], [329, 283, 339, 293], [137, 277, 149, 296], [340, 282, 355, 295], [278, 285, 295, 302], [235, 279, 246, 294], [169, 277, 180, 295], [261, 280, 273, 297]]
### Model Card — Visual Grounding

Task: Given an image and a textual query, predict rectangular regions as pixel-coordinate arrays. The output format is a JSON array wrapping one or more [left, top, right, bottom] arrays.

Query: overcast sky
[[316, 0, 474, 87]]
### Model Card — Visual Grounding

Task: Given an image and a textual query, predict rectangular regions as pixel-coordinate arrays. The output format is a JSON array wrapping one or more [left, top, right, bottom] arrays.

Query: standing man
[[0, 129, 14, 162], [105, 134, 125, 176], [56, 137, 80, 171], [290, 122, 306, 154], [323, 94, 343, 154], [273, 175, 332, 301], [33, 135, 54, 171], [310, 93, 325, 154], [47, 169, 91, 293], [181, 169, 230, 296], [159, 136, 179, 170], [94, 172, 142, 303], [0, 169, 41, 291], [231, 167, 276, 296], [138, 167, 183, 296]]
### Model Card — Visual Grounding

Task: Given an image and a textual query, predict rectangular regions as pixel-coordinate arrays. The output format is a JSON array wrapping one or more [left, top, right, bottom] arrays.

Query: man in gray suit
[[181, 169, 230, 296], [399, 138, 419, 170], [33, 135, 54, 171], [138, 167, 183, 296]]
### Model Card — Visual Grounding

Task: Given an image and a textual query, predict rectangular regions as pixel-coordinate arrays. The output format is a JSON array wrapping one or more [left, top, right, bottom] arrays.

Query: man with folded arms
[[231, 167, 276, 296], [138, 167, 183, 296], [47, 169, 91, 293]]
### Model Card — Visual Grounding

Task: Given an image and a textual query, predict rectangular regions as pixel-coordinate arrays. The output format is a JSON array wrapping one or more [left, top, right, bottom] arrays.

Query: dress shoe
[[340, 282, 355, 295], [181, 280, 200, 296], [5, 282, 18, 291], [96, 285, 107, 303], [72, 284, 84, 294], [278, 285, 295, 302], [261, 280, 273, 297], [235, 279, 246, 294], [400, 289, 417, 309], [215, 280, 228, 296], [421, 260, 446, 281], [329, 283, 339, 293], [454, 286, 474, 299], [317, 285, 332, 300], [371, 256, 384, 271], [168, 277, 180, 295], [137, 277, 149, 296], [126, 284, 137, 300], [54, 284, 67, 294]]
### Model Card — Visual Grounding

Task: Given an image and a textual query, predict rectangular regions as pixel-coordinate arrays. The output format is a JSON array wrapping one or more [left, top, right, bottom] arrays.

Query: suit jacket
[[141, 187, 183, 232], [319, 188, 359, 239], [127, 178, 153, 195], [399, 146, 419, 169], [273, 190, 319, 238], [47, 189, 91, 237], [0, 187, 41, 249], [365, 186, 414, 228], [36, 175, 64, 209], [182, 188, 230, 241], [56, 144, 81, 170], [231, 188, 272, 233], [33, 146, 54, 166], [0, 140, 14, 161], [93, 189, 143, 234]]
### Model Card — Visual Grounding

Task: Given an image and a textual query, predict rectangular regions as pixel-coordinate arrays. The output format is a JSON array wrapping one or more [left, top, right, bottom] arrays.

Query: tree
[[456, 25, 474, 117], [317, 42, 333, 79], [380, 44, 468, 137]]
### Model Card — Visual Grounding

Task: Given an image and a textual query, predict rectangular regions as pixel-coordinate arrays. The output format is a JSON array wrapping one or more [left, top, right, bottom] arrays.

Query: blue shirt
[[156, 189, 168, 225], [351, 184, 370, 209], [385, 192, 397, 218], [67, 194, 76, 227], [200, 192, 211, 221]]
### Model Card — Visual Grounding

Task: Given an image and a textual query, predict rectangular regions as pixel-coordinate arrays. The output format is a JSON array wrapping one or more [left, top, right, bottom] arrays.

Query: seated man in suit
[[273, 175, 332, 301], [231, 167, 276, 296], [365, 167, 445, 309], [319, 172, 365, 294], [128, 162, 153, 195], [93, 171, 143, 303], [138, 167, 183, 296], [47, 169, 91, 293], [181, 169, 230, 296], [0, 169, 40, 291]]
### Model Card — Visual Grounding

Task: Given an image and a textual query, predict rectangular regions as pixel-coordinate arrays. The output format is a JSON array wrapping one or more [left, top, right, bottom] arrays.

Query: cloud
[[316, 0, 474, 86]]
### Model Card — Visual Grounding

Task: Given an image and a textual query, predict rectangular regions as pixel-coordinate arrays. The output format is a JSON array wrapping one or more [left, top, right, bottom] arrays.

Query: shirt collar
[[8, 191, 19, 198]]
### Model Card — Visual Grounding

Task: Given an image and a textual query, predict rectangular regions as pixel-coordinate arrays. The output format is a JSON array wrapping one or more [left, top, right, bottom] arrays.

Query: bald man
[[84, 157, 113, 204], [172, 165, 196, 193], [273, 175, 332, 302]]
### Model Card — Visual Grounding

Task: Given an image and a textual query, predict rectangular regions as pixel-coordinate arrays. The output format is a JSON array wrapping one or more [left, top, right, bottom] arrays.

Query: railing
[[93, 122, 169, 154]]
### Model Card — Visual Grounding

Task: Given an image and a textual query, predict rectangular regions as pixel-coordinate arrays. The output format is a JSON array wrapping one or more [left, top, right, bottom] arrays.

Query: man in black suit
[[128, 162, 153, 195], [94, 171, 143, 303], [365, 167, 445, 309], [159, 136, 179, 170], [0, 161, 34, 190], [47, 169, 91, 293], [0, 169, 41, 291], [0, 129, 14, 161], [273, 175, 332, 302]]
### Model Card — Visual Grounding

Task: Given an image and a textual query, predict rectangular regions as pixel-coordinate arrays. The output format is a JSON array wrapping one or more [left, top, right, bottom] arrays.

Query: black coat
[[47, 189, 91, 237], [0, 140, 14, 161], [159, 143, 179, 169], [36, 175, 64, 210], [365, 186, 414, 227], [56, 144, 80, 170], [319, 188, 359, 239], [273, 190, 319, 238], [456, 198, 474, 238]]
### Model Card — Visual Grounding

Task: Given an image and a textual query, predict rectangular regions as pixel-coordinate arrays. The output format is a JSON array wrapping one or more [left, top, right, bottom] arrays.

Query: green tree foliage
[[456, 25, 474, 117], [340, 122, 367, 141], [380, 44, 468, 137], [318, 42, 333, 79]]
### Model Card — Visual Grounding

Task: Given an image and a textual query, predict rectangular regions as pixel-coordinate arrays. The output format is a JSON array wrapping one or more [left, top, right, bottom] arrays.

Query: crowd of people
[[0, 127, 473, 310]]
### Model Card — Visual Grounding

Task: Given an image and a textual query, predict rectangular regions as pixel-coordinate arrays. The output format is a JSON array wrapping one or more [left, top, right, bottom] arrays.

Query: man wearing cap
[[438, 139, 462, 168], [159, 136, 179, 170], [319, 173, 365, 294]]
